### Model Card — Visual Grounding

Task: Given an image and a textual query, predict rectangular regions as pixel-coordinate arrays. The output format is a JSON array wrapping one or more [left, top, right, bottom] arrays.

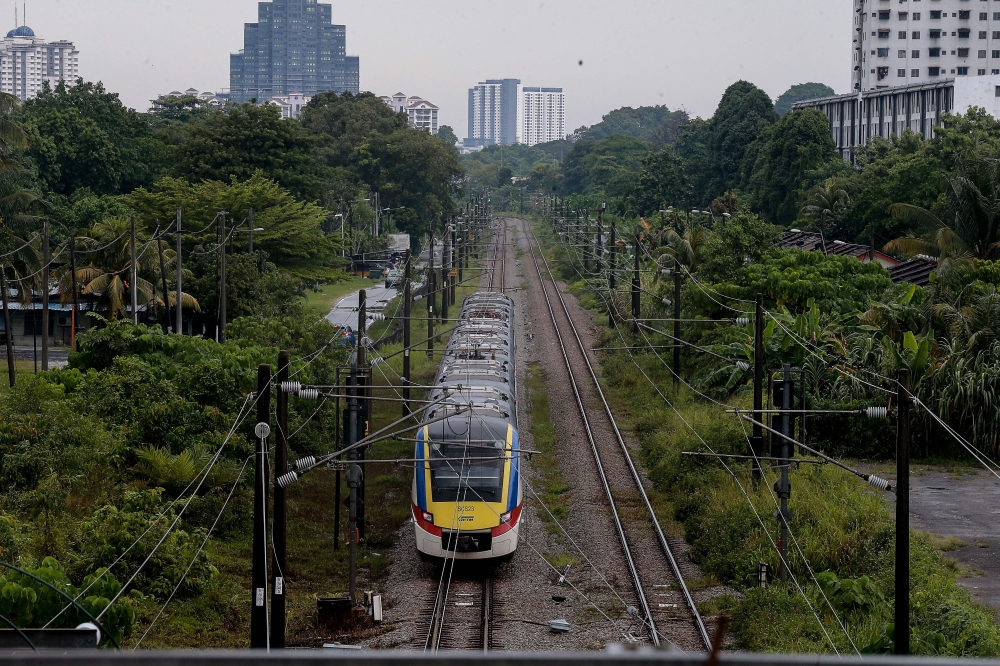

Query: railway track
[[486, 216, 506, 293], [422, 570, 493, 651], [519, 217, 711, 651]]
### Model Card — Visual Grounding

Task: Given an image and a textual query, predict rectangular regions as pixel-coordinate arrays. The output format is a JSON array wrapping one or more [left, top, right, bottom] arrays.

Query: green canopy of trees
[[774, 82, 835, 117], [574, 105, 689, 145]]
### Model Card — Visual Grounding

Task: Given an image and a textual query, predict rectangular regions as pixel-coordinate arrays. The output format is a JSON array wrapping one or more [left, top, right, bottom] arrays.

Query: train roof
[[423, 414, 513, 443]]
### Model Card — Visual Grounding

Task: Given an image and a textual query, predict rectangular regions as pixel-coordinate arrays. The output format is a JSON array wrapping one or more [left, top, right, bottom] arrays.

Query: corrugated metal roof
[[888, 256, 937, 286], [775, 231, 898, 264]]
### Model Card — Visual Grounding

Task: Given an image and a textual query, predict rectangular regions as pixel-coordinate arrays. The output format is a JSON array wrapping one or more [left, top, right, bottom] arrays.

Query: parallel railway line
[[519, 217, 711, 651]]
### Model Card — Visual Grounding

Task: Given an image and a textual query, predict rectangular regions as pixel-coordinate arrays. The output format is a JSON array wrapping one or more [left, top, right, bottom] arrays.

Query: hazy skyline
[[22, 0, 850, 133]]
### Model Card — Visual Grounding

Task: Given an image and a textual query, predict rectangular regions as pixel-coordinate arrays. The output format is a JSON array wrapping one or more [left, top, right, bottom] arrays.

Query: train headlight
[[500, 511, 512, 524], [421, 511, 434, 523]]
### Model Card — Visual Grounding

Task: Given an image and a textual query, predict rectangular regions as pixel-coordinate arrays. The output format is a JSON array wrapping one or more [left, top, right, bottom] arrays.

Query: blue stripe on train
[[507, 426, 520, 512], [415, 427, 427, 511]]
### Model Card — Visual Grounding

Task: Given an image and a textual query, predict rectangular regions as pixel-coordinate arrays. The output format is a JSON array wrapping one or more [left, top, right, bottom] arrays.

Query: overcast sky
[[24, 0, 851, 133]]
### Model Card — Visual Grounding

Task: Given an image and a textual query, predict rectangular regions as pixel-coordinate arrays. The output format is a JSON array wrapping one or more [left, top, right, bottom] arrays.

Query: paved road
[[0, 345, 70, 368], [324, 285, 399, 329], [886, 468, 1000, 614]]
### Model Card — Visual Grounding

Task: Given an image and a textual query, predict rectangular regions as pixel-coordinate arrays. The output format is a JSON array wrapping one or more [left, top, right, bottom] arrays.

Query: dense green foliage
[[572, 104, 689, 145], [775, 82, 836, 117]]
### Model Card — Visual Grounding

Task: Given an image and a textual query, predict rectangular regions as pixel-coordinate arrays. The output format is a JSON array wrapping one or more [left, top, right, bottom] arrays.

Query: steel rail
[[523, 217, 712, 651], [482, 574, 493, 652], [520, 221, 662, 648]]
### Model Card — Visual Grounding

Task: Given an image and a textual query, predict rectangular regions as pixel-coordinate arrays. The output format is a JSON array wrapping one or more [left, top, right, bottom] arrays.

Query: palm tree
[[932, 284, 1000, 353], [68, 217, 199, 321], [886, 147, 1000, 263], [658, 225, 708, 270], [799, 178, 851, 254]]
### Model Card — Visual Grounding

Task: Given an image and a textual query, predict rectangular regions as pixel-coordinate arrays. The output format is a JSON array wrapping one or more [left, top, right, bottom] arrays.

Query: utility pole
[[129, 217, 138, 326], [250, 364, 271, 649], [157, 234, 170, 334], [631, 236, 640, 335], [895, 369, 910, 655], [2, 267, 14, 387], [752, 294, 765, 482], [449, 223, 457, 305], [347, 360, 361, 606], [609, 216, 617, 291], [673, 267, 681, 389], [41, 218, 49, 370], [457, 225, 463, 285], [176, 209, 183, 336], [596, 204, 604, 278], [272, 350, 289, 649], [357, 289, 367, 541], [219, 211, 227, 343], [69, 234, 79, 349], [402, 250, 412, 416], [248, 208, 255, 254], [427, 234, 435, 358], [774, 364, 793, 580]]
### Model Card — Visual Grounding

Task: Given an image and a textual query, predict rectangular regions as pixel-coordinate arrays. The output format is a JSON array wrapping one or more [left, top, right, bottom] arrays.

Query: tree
[[351, 129, 462, 240], [775, 83, 836, 117], [741, 108, 839, 225], [673, 117, 713, 205], [799, 178, 851, 244], [17, 79, 164, 197], [172, 102, 327, 202], [561, 134, 648, 197], [576, 105, 689, 146], [127, 174, 343, 281], [70, 217, 197, 321], [697, 210, 782, 282], [437, 125, 458, 146], [708, 81, 778, 196], [886, 147, 1000, 262], [628, 144, 690, 216], [300, 91, 407, 169]]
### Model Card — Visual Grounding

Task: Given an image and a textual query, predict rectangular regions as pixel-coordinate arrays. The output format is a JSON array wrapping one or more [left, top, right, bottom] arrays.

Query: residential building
[[776, 230, 937, 286], [268, 92, 311, 119], [467, 79, 521, 147], [520, 87, 565, 146], [379, 93, 439, 134], [0, 24, 78, 101], [855, 0, 1000, 91], [229, 0, 359, 104], [791, 76, 1000, 159]]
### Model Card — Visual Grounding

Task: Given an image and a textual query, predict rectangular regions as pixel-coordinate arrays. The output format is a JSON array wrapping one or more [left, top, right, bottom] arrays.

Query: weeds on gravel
[[525, 363, 572, 529]]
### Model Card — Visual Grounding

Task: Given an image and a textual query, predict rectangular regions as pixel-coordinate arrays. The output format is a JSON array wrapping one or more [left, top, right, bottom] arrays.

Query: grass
[[0, 359, 45, 393], [302, 276, 379, 319], [524, 363, 572, 530], [528, 217, 1000, 656]]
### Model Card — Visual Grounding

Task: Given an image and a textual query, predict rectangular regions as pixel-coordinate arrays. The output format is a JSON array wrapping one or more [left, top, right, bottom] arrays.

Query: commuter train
[[412, 291, 522, 560]]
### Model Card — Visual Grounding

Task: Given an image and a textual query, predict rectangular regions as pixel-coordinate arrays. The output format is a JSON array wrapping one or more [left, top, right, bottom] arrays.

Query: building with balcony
[[379, 92, 439, 134], [467, 79, 521, 147], [0, 24, 78, 101], [229, 0, 359, 104], [856, 0, 1000, 91], [520, 87, 565, 146]]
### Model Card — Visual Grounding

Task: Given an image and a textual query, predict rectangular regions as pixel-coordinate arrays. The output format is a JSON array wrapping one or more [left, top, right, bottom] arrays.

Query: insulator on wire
[[281, 381, 301, 394], [662, 298, 672, 307], [360, 336, 374, 348], [864, 406, 888, 419], [866, 474, 890, 492], [735, 317, 751, 326], [294, 456, 316, 472], [277, 471, 299, 488], [735, 361, 750, 372], [297, 388, 319, 400], [661, 268, 673, 275]]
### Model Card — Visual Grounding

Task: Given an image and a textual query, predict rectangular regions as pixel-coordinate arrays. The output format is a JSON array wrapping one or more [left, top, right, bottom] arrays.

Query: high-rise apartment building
[[0, 25, 78, 101], [856, 0, 1000, 90], [467, 79, 521, 147], [520, 87, 565, 146], [229, 0, 359, 104]]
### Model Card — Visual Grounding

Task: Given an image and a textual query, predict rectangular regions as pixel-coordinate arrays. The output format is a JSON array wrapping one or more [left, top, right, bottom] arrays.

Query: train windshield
[[428, 440, 505, 502]]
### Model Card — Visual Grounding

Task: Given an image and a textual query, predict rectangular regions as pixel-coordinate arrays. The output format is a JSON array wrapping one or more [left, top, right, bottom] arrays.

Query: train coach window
[[429, 442, 505, 502]]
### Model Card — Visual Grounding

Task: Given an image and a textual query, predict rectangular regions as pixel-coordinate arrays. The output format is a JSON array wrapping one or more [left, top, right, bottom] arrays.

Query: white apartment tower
[[520, 87, 565, 146], [0, 25, 78, 100], [856, 0, 1000, 90]]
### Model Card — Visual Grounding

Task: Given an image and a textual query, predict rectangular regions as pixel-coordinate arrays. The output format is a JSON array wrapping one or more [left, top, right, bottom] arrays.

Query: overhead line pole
[[176, 209, 183, 335], [130, 216, 138, 326], [271, 350, 289, 649], [250, 364, 271, 649], [895, 369, 910, 655]]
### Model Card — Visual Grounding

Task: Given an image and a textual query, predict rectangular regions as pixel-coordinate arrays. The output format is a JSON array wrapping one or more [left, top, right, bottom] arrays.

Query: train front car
[[412, 292, 522, 561]]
